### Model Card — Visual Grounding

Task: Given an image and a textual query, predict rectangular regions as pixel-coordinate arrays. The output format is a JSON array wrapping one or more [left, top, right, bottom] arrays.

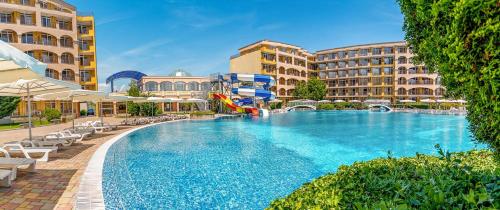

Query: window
[[398, 67, 407, 74], [372, 48, 382, 55], [338, 70, 346, 77], [0, 13, 12, 23], [79, 40, 90, 50], [383, 47, 394, 54], [327, 53, 336, 60], [61, 69, 74, 81], [20, 0, 31, 5], [160, 82, 173, 91], [328, 71, 337, 78], [348, 60, 356, 67], [319, 72, 326, 79], [371, 58, 381, 65], [397, 47, 407, 53], [359, 78, 369, 86], [359, 58, 369, 66], [317, 54, 325, 61], [201, 82, 211, 91], [60, 36, 73, 48], [371, 68, 381, 75], [318, 63, 327, 70], [25, 51, 34, 58], [383, 57, 394, 64], [348, 69, 357, 76], [372, 78, 382, 85], [79, 56, 90, 66], [80, 71, 91, 82], [337, 51, 346, 59], [78, 24, 89, 34], [409, 67, 418, 74], [383, 67, 393, 75], [398, 77, 407, 85], [145, 82, 158, 91], [41, 16, 52, 27], [188, 82, 199, 91], [41, 51, 57, 63], [359, 68, 369, 76], [45, 69, 58, 79], [0, 30, 15, 43], [41, 33, 54, 46], [384, 77, 393, 85], [338, 61, 346, 68], [61, 53, 74, 64], [58, 21, 71, 30], [327, 62, 335, 69], [175, 81, 186, 91], [39, 1, 48, 8], [348, 50, 357, 57], [21, 33, 34, 44], [20, 13, 33, 25], [398, 56, 407, 64], [384, 87, 392, 95], [359, 49, 369, 56]]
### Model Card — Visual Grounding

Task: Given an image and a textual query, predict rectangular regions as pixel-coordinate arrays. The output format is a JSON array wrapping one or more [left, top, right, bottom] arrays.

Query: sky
[[66, 0, 405, 91]]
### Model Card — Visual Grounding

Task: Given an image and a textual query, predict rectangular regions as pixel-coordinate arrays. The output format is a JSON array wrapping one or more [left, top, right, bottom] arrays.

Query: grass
[[0, 120, 51, 131]]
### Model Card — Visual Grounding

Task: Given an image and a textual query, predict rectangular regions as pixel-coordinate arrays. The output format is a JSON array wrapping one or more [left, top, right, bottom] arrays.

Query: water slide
[[212, 93, 259, 115], [231, 88, 276, 101]]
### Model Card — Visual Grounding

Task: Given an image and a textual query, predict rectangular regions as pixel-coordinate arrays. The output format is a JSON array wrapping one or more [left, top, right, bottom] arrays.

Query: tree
[[127, 81, 141, 97], [293, 81, 309, 99], [42, 108, 61, 122], [0, 97, 20, 118], [307, 78, 327, 101], [397, 0, 499, 154]]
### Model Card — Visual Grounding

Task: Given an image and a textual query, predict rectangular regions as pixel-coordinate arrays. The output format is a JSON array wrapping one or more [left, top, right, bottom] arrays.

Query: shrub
[[268, 149, 499, 209], [0, 96, 20, 118], [191, 111, 215, 116], [42, 108, 61, 122], [80, 109, 87, 116], [270, 102, 282, 110]]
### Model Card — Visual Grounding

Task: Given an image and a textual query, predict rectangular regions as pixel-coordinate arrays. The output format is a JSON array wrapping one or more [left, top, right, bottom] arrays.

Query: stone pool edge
[[74, 119, 190, 210]]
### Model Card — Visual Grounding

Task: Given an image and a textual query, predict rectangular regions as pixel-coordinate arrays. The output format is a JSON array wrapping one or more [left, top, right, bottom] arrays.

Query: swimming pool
[[103, 111, 482, 209]]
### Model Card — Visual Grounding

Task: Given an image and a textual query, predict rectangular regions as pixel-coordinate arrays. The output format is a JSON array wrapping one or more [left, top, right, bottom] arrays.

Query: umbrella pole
[[27, 84, 32, 141], [71, 96, 75, 129], [100, 99, 104, 124]]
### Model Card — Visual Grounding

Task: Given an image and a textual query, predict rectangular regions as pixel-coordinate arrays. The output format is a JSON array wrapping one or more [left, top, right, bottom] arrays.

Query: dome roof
[[168, 69, 192, 77]]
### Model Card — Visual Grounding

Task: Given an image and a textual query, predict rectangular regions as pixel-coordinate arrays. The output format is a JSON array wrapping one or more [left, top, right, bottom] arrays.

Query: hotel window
[[188, 82, 200, 91], [58, 20, 71, 30], [21, 33, 34, 44], [160, 82, 173, 91], [372, 48, 382, 55], [328, 71, 337, 78], [61, 53, 74, 64], [20, 0, 31, 5], [359, 78, 369, 85], [383, 67, 393, 75], [318, 63, 327, 70], [175, 81, 186, 91], [45, 101, 56, 109], [41, 33, 54, 46], [20, 13, 33, 25], [359, 58, 369, 66], [338, 70, 346, 77], [79, 56, 90, 66], [24, 50, 34, 58], [398, 56, 407, 64], [372, 87, 383, 95], [384, 77, 392, 85], [327, 80, 336, 87], [39, 1, 48, 8], [0, 13, 12, 23], [327, 53, 336, 60], [78, 24, 89, 34], [360, 88, 369, 95], [348, 50, 357, 57], [371, 58, 381, 65], [359, 49, 369, 56], [61, 69, 75, 81], [338, 61, 346, 68], [0, 30, 14, 43], [398, 46, 407, 53], [317, 54, 325, 61], [41, 16, 53, 27], [383, 57, 394, 64], [409, 67, 417, 74], [348, 79, 356, 86], [372, 68, 381, 75], [80, 71, 91, 82], [359, 68, 369, 76], [383, 47, 394, 54], [338, 79, 347, 87], [372, 78, 382, 85], [327, 62, 335, 69], [319, 72, 326, 79], [41, 51, 57, 63], [45, 68, 58, 79], [145, 82, 158, 91], [348, 60, 357, 67], [422, 66, 429, 73], [348, 69, 357, 76], [384, 87, 392, 95], [436, 77, 442, 85], [262, 53, 275, 61], [337, 51, 346, 59], [398, 67, 407, 74], [201, 82, 211, 91]]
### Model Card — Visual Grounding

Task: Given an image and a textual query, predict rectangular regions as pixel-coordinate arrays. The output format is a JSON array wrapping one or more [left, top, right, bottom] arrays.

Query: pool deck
[[0, 117, 154, 210]]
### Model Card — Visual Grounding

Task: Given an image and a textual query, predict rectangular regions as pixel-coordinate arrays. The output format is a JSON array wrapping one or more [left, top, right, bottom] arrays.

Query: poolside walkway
[[0, 117, 140, 210]]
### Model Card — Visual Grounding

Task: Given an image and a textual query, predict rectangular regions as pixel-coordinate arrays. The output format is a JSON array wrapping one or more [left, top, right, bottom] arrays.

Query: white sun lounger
[[0, 169, 11, 187], [0, 148, 36, 180], [2, 143, 57, 162]]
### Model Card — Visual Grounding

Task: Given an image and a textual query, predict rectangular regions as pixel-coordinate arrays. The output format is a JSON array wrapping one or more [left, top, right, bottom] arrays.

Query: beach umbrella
[[399, 99, 415, 103], [455, 99, 467, 104], [420, 98, 435, 103], [319, 100, 331, 103], [0, 40, 80, 140], [334, 100, 345, 103], [37, 90, 107, 128]]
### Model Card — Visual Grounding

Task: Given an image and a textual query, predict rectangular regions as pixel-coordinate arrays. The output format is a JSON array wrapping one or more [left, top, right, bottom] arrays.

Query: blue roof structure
[[105, 70, 147, 92]]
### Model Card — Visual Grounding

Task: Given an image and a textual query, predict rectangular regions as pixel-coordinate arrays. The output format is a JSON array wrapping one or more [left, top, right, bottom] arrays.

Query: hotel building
[[230, 40, 444, 102], [0, 0, 98, 117]]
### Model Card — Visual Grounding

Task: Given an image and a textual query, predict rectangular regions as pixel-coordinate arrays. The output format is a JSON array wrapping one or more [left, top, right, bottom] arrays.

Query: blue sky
[[67, 0, 405, 91]]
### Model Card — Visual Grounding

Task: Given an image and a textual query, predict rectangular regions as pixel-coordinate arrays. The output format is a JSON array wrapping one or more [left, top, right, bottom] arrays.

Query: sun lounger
[[2, 143, 57, 162], [0, 169, 11, 187], [0, 148, 36, 180]]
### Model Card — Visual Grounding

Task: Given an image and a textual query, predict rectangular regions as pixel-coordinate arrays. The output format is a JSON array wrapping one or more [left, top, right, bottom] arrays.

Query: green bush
[[268, 149, 499, 209], [80, 109, 87, 116], [317, 103, 335, 110], [190, 111, 215, 116], [270, 102, 282, 110], [0, 96, 20, 118], [42, 108, 61, 122]]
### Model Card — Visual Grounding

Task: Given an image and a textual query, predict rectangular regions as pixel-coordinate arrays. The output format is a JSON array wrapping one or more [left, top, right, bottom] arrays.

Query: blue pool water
[[103, 111, 482, 209]]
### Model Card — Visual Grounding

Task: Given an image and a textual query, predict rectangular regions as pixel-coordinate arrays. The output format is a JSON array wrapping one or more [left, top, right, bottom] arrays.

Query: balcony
[[261, 58, 276, 64], [261, 47, 275, 54]]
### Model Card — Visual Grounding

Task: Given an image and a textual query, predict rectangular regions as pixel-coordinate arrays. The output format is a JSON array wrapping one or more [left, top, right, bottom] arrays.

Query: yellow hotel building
[[230, 40, 444, 102], [0, 0, 98, 117]]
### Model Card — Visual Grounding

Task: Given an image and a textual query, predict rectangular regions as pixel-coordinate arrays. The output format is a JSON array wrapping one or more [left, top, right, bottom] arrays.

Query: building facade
[[230, 40, 443, 102], [230, 40, 313, 100], [0, 0, 97, 117], [139, 70, 212, 99]]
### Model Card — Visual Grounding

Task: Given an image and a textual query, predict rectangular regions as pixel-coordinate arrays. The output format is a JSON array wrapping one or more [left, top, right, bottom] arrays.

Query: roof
[[315, 41, 407, 53]]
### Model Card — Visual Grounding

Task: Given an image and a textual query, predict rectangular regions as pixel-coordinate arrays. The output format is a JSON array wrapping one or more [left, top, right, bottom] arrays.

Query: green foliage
[[317, 103, 368, 110], [292, 78, 327, 101], [269, 102, 282, 110], [127, 80, 141, 97], [190, 111, 215, 116], [397, 0, 500, 154], [268, 149, 499, 209], [0, 96, 20, 118], [42, 108, 61, 122], [79, 109, 87, 116]]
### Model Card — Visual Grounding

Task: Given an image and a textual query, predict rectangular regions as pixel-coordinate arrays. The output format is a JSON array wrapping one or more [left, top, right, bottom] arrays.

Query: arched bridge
[[285, 105, 317, 111], [368, 104, 393, 112]]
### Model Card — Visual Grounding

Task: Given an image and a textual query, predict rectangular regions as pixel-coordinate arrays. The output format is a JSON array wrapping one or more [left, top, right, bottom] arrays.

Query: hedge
[[268, 149, 499, 209]]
